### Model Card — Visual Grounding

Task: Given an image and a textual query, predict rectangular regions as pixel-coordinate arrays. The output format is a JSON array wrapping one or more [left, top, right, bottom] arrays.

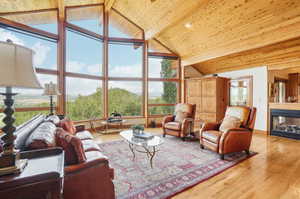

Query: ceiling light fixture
[[184, 22, 192, 29]]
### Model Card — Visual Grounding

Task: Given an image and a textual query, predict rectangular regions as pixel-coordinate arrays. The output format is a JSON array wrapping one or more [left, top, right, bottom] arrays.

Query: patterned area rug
[[99, 136, 256, 199]]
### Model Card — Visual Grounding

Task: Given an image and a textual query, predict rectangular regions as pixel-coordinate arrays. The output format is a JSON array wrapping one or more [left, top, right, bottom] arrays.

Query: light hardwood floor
[[94, 129, 300, 199]]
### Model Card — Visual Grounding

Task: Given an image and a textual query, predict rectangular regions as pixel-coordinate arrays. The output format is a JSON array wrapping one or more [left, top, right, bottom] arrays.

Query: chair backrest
[[224, 106, 256, 129], [174, 103, 196, 119]]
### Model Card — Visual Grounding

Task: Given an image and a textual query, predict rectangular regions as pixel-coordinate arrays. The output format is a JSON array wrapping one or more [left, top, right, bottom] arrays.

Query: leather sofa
[[200, 106, 257, 159], [162, 103, 196, 140], [12, 115, 115, 199]]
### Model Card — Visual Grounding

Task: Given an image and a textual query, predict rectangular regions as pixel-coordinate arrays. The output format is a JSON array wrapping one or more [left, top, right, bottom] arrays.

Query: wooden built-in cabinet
[[186, 76, 229, 125]]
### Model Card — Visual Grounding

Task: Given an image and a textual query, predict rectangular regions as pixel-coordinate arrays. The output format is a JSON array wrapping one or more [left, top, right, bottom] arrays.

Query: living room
[[0, 0, 300, 199]]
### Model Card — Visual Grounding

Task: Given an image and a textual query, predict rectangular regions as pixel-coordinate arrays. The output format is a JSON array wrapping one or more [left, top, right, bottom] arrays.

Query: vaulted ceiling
[[1, 0, 300, 74]]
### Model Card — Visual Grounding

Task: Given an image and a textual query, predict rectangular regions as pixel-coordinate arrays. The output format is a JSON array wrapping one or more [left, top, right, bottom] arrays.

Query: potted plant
[[132, 124, 144, 135]]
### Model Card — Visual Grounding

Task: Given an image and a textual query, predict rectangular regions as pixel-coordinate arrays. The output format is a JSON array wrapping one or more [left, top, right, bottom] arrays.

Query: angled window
[[66, 30, 103, 76], [108, 81, 142, 116], [0, 10, 58, 34], [66, 77, 103, 121], [109, 9, 143, 39], [108, 42, 143, 78], [66, 5, 103, 35], [0, 27, 57, 70], [149, 57, 179, 79]]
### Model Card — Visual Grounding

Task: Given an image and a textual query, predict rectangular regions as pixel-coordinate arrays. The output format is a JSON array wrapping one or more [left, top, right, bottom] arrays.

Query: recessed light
[[184, 22, 192, 29]]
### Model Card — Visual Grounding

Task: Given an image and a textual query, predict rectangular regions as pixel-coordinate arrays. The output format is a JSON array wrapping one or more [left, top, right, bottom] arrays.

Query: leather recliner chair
[[200, 106, 257, 159], [162, 103, 196, 140]]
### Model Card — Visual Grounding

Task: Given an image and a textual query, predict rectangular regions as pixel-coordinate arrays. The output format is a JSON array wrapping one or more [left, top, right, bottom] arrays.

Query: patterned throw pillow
[[219, 116, 242, 133], [25, 122, 57, 150], [55, 128, 87, 165], [57, 118, 76, 135], [174, 111, 188, 122]]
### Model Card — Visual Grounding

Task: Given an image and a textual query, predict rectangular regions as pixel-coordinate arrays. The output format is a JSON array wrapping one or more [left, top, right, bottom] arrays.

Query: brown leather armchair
[[162, 103, 196, 140], [200, 106, 257, 159]]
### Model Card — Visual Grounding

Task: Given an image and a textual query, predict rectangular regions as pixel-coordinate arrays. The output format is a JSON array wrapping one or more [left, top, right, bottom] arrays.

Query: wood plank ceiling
[[1, 0, 300, 74]]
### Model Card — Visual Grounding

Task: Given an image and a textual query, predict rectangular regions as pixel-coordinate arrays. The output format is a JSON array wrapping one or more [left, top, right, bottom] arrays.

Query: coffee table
[[120, 130, 164, 168]]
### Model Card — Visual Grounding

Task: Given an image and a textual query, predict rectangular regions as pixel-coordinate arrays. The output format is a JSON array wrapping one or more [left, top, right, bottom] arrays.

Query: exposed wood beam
[[104, 0, 116, 12]]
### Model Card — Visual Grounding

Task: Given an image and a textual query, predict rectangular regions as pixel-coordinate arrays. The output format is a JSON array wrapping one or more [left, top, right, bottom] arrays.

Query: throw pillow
[[175, 111, 188, 122], [55, 128, 87, 165], [58, 118, 76, 135], [25, 122, 56, 150], [219, 116, 242, 133], [45, 115, 60, 125]]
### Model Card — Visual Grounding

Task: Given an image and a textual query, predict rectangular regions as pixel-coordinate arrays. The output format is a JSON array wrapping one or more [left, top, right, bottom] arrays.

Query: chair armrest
[[162, 115, 175, 126], [201, 122, 220, 131], [219, 128, 252, 154], [75, 125, 85, 133], [181, 118, 194, 136]]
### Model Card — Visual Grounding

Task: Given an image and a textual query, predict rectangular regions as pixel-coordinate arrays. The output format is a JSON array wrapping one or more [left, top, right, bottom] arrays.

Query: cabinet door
[[202, 96, 216, 113], [187, 80, 202, 113], [202, 79, 216, 97]]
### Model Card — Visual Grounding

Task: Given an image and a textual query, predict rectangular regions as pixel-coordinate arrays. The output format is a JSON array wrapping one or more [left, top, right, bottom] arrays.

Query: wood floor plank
[[94, 129, 300, 199]]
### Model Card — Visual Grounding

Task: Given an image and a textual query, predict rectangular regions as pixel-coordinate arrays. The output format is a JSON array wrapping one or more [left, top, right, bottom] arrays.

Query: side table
[[0, 148, 64, 199]]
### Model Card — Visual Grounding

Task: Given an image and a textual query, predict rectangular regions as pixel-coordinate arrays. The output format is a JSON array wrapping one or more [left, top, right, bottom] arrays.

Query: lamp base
[[0, 159, 28, 176]]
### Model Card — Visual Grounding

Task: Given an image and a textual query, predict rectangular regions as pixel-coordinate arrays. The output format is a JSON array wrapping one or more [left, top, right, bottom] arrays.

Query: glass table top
[[120, 130, 164, 147]]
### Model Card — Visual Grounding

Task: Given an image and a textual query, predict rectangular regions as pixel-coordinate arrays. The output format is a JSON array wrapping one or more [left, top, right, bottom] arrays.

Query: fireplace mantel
[[269, 103, 300, 111]]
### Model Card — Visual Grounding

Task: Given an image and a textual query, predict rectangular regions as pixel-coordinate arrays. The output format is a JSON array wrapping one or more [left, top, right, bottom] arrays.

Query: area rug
[[98, 136, 256, 199]]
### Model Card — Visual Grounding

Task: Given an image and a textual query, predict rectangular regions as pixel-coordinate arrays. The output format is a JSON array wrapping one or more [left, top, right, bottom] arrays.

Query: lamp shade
[[0, 41, 42, 89], [43, 82, 61, 96]]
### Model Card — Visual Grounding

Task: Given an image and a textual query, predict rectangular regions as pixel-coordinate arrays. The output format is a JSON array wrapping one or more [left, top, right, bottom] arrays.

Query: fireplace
[[270, 109, 300, 140]]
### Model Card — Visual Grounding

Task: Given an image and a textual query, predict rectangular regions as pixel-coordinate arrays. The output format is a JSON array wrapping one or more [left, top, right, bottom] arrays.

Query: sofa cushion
[[85, 150, 107, 161], [165, 122, 181, 130], [202, 130, 222, 144], [58, 118, 76, 135], [25, 121, 56, 150], [219, 116, 242, 133], [76, 130, 94, 140], [81, 139, 101, 152], [55, 128, 86, 165]]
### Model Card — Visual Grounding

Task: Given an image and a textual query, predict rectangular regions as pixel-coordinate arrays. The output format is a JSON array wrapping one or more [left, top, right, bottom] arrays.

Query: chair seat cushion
[[165, 122, 181, 130], [202, 130, 222, 144], [76, 130, 94, 140], [82, 139, 101, 152]]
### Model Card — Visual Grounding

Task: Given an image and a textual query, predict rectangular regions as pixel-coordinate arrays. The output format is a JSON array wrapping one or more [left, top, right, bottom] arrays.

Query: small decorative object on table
[[132, 124, 144, 135], [132, 125, 154, 140]]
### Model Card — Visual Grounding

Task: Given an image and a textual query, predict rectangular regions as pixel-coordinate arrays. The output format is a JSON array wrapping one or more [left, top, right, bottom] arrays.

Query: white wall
[[218, 66, 268, 131]]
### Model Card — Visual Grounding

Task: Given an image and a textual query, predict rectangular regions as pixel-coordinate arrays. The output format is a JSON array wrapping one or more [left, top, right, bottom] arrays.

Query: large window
[[66, 77, 103, 121], [108, 81, 142, 116], [0, 11, 58, 124], [0, 6, 181, 124], [0, 27, 57, 70], [108, 42, 143, 78], [66, 30, 103, 76]]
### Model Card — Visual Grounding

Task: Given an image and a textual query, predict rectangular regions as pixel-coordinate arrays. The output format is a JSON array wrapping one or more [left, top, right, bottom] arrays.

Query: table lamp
[[0, 40, 42, 175], [43, 82, 60, 115]]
